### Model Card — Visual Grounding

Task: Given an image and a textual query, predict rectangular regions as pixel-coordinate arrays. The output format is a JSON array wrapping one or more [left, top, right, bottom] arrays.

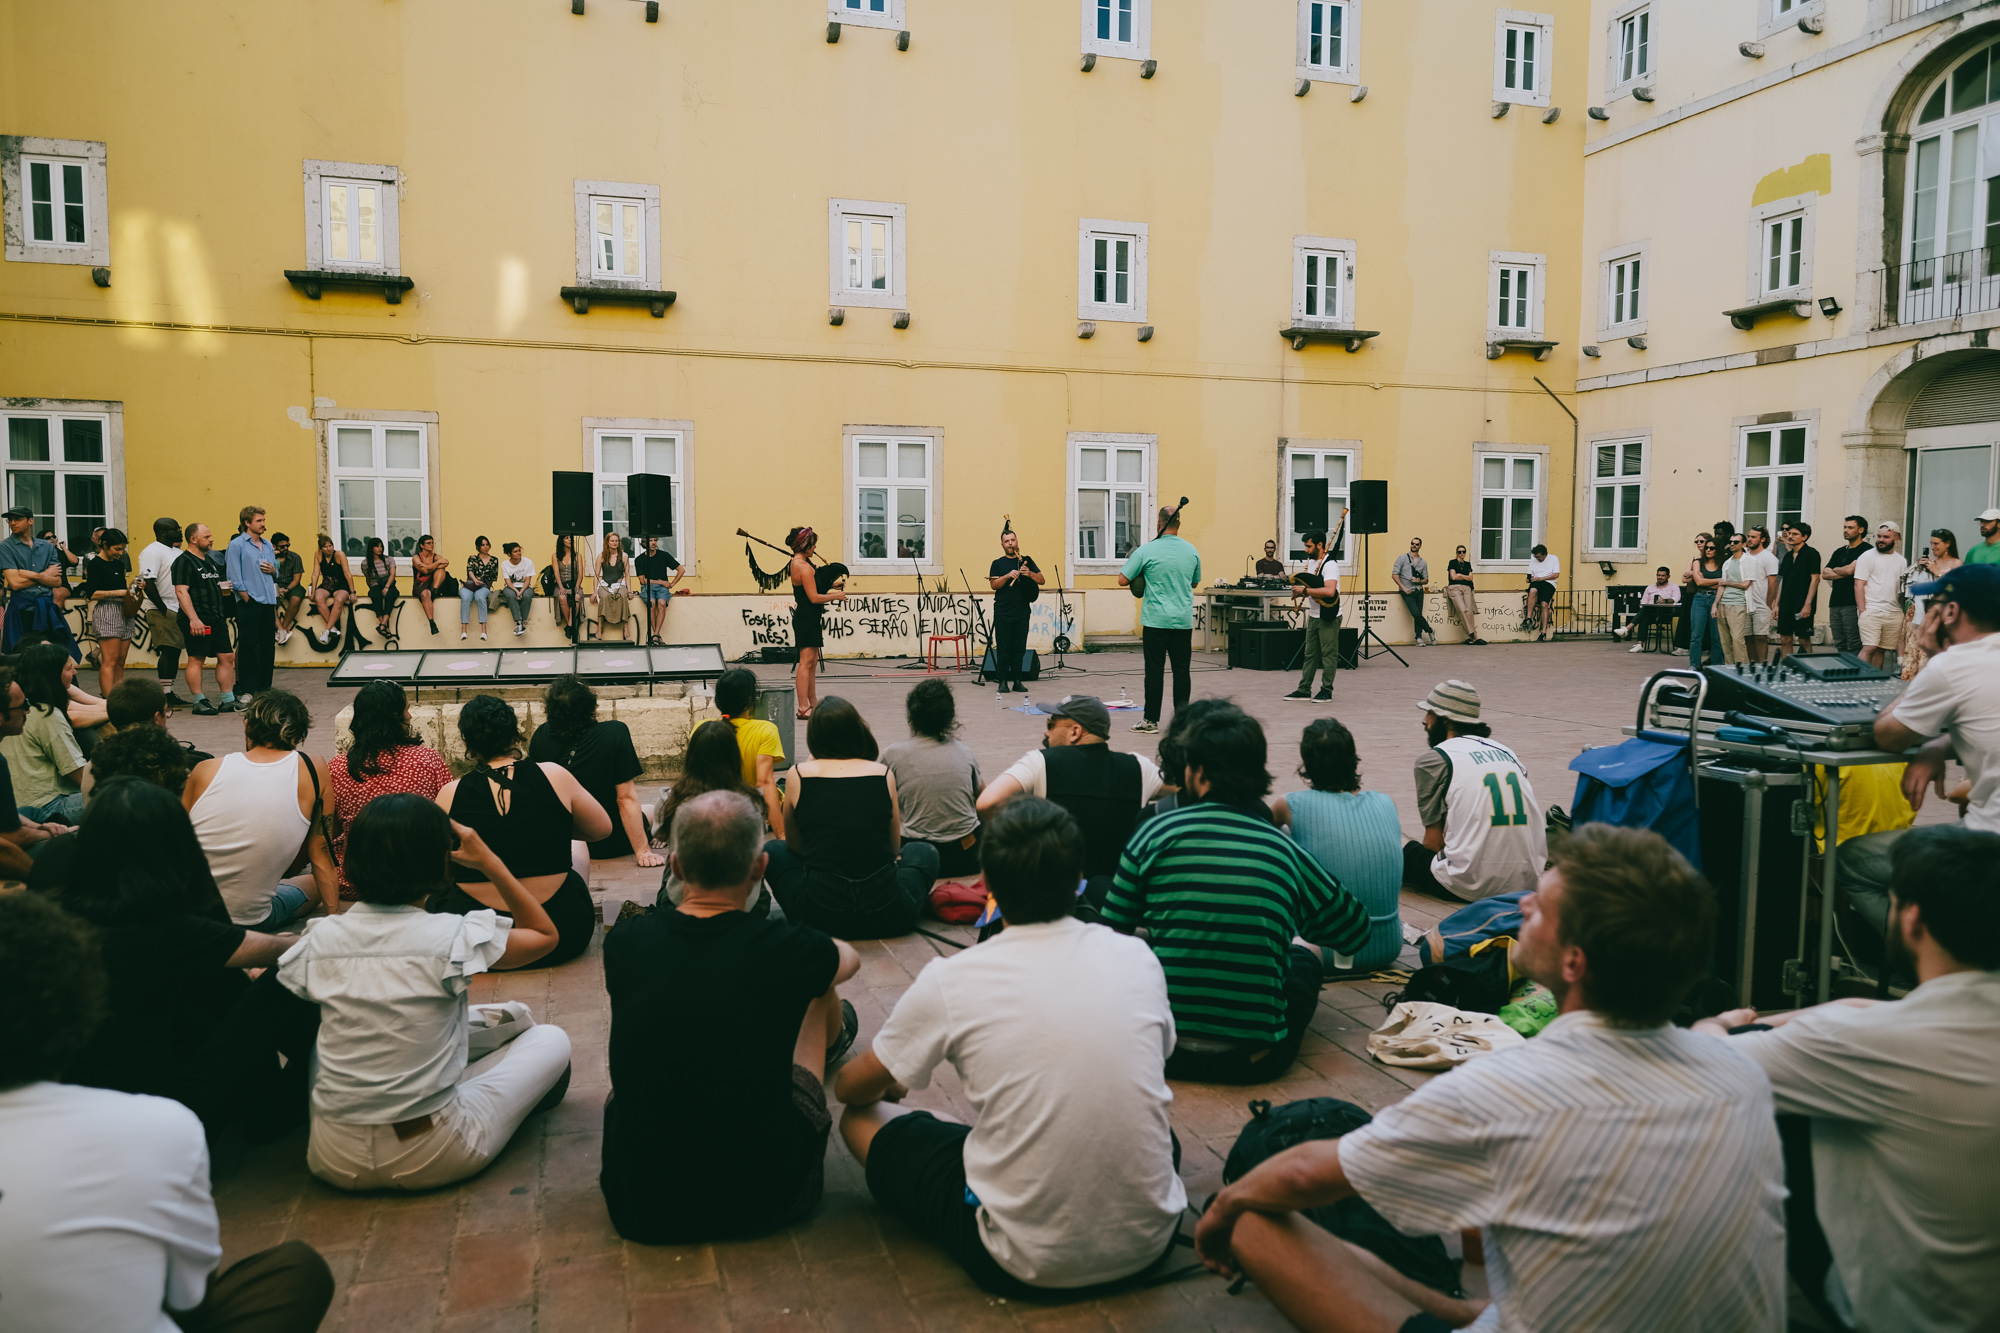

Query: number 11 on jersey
[[1482, 771, 1530, 828]]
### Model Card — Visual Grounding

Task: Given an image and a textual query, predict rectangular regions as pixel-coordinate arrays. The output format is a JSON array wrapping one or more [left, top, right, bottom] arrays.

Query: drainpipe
[[1533, 376, 1579, 613]]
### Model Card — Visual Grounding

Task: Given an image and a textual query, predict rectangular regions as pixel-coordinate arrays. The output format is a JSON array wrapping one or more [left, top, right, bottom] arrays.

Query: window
[[1587, 437, 1647, 553], [572, 180, 660, 288], [1612, 5, 1650, 89], [303, 161, 402, 274], [1494, 11, 1553, 107], [1747, 194, 1814, 300], [1081, 0, 1150, 60], [845, 428, 940, 571], [1599, 241, 1647, 334], [1737, 422, 1810, 536], [2, 404, 120, 550], [1293, 236, 1356, 327], [1078, 219, 1148, 322], [1283, 445, 1357, 564], [589, 422, 688, 564], [828, 199, 906, 309], [328, 421, 429, 561], [2, 136, 109, 267], [1764, 213, 1803, 293], [1760, 0, 1822, 38], [1068, 433, 1155, 570], [830, 0, 904, 29], [1476, 452, 1543, 563], [1899, 41, 2000, 316], [1489, 251, 1546, 335], [1297, 1, 1358, 83]]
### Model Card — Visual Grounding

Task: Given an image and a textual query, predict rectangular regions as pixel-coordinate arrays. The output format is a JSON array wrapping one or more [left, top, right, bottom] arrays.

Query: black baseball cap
[[1911, 563, 2000, 623], [1032, 694, 1111, 739], [1, 506, 33, 521]]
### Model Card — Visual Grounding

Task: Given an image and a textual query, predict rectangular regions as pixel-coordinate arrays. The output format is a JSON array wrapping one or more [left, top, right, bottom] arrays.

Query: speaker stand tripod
[[1357, 532, 1407, 667]]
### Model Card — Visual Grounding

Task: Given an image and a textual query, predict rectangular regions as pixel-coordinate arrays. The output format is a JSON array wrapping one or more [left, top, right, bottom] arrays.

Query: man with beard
[[987, 523, 1043, 700], [1851, 522, 1908, 670], [1401, 679, 1545, 901]]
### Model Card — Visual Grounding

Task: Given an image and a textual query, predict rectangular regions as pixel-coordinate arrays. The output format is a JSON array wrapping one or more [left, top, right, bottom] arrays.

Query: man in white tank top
[[1402, 679, 1546, 901], [184, 690, 337, 930]]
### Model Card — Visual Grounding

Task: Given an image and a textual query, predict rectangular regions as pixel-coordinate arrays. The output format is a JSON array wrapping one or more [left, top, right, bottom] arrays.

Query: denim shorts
[[641, 585, 672, 605]]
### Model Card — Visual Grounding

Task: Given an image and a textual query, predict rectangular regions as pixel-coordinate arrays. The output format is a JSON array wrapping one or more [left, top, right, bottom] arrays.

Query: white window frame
[[0, 400, 124, 550], [1081, 0, 1151, 61], [1494, 10, 1554, 108], [584, 418, 695, 573], [1280, 441, 1361, 574], [1598, 239, 1648, 337], [1748, 193, 1816, 301], [828, 198, 907, 309], [1296, 0, 1360, 85], [1759, 0, 1824, 40], [1078, 218, 1149, 322], [1583, 432, 1650, 557], [2, 136, 109, 267], [318, 411, 439, 572], [1292, 235, 1357, 330], [843, 426, 943, 576], [1732, 415, 1817, 538], [1606, 1, 1653, 97], [1471, 447, 1549, 571], [572, 180, 661, 289], [1067, 433, 1157, 575], [830, 0, 905, 30], [1488, 250, 1547, 337], [302, 160, 402, 275]]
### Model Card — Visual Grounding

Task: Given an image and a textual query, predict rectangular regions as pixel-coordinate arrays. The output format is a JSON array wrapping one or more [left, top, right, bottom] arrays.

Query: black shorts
[[1530, 580, 1555, 605], [427, 869, 596, 969], [1779, 609, 1815, 637], [180, 614, 232, 659], [793, 606, 824, 650]]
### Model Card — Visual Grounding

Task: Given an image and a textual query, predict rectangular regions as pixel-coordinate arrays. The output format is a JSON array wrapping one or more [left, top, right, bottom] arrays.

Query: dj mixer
[[1700, 653, 1905, 740]]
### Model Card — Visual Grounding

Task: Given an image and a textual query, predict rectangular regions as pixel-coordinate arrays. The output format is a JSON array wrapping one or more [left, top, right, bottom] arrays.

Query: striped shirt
[[1103, 802, 1367, 1044], [1339, 1011, 1786, 1333]]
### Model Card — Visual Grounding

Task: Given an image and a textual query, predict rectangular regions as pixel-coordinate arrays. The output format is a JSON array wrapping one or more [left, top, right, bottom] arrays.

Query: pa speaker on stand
[[552, 471, 593, 537], [1345, 479, 1405, 667], [628, 473, 674, 539]]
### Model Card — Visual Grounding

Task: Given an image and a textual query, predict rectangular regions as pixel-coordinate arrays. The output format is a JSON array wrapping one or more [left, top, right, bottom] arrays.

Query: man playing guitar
[[1285, 524, 1343, 702]]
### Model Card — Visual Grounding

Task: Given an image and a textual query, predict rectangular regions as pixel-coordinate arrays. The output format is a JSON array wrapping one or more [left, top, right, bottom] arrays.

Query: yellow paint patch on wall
[[1752, 154, 1833, 207]]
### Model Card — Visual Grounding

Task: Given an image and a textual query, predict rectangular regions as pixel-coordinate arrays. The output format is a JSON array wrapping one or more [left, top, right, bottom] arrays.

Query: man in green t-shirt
[[1968, 508, 2000, 566], [1118, 508, 1201, 735]]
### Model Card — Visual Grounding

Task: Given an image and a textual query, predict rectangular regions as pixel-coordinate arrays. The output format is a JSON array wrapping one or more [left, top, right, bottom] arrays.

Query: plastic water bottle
[[1119, 686, 1128, 703]]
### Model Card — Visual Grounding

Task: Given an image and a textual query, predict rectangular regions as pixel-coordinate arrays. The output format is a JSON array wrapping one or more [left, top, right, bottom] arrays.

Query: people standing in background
[[881, 678, 984, 878], [635, 537, 682, 646], [595, 532, 634, 644], [412, 534, 449, 636], [1854, 522, 1908, 670], [1283, 530, 1341, 702], [549, 534, 581, 638], [1444, 544, 1484, 644], [1823, 515, 1870, 656], [1254, 539, 1285, 577], [1118, 507, 1201, 735], [0, 507, 78, 656], [1525, 543, 1560, 641], [460, 536, 497, 641], [225, 506, 278, 701], [81, 528, 136, 698], [1715, 532, 1753, 664], [1270, 718, 1404, 974], [1391, 536, 1434, 646], [1743, 525, 1782, 664], [272, 532, 306, 646], [1965, 506, 2000, 565], [1901, 529, 1961, 680], [138, 518, 187, 705], [172, 524, 237, 716], [1777, 521, 1824, 659], [1688, 534, 1726, 669], [987, 525, 1043, 701]]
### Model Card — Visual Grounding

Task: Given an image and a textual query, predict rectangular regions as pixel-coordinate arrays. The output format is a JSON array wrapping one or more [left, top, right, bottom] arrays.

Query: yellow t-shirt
[[1813, 762, 1914, 853], [730, 716, 786, 786]]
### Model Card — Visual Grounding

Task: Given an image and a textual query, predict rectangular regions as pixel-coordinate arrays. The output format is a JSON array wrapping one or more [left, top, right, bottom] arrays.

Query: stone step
[[1083, 634, 1144, 652]]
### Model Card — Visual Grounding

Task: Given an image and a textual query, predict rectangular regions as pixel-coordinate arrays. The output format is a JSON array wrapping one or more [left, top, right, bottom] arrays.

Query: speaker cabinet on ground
[[1292, 478, 1329, 534], [627, 473, 675, 539], [981, 648, 1041, 680], [552, 471, 593, 536], [1697, 764, 1810, 1010], [1228, 621, 1306, 670], [1349, 479, 1389, 534], [1338, 625, 1360, 670]]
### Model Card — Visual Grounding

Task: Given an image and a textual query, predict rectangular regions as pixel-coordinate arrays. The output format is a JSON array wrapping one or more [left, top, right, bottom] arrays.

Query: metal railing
[[1870, 247, 2000, 329], [1888, 0, 1959, 23], [1548, 588, 1619, 640]]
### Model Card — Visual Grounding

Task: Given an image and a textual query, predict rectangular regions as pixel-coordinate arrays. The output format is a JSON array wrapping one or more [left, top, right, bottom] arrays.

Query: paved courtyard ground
[[178, 640, 1859, 1331]]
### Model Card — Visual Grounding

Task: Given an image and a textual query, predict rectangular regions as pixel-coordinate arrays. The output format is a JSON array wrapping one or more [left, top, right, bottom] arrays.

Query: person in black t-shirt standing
[[634, 537, 682, 646], [1777, 520, 1824, 660], [987, 524, 1044, 700], [1444, 545, 1485, 644], [170, 525, 237, 716], [1822, 514, 1868, 656]]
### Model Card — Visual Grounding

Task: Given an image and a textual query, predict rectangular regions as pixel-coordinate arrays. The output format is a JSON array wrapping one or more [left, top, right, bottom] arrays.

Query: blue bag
[[1416, 891, 1526, 968], [1567, 738, 1702, 871]]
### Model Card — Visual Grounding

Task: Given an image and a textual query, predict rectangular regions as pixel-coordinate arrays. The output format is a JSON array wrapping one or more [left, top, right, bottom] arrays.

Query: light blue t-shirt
[[1120, 534, 1201, 630]]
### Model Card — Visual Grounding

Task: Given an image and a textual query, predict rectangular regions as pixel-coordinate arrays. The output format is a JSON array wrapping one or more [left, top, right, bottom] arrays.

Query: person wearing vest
[[1402, 679, 1546, 902], [976, 695, 1162, 909], [1282, 530, 1341, 702]]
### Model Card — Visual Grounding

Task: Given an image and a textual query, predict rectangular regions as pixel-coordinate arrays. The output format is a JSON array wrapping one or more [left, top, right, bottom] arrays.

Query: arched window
[[1904, 39, 2000, 292]]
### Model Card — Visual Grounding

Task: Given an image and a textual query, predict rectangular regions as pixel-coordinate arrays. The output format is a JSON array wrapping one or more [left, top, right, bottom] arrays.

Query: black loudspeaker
[[1697, 767, 1810, 1011], [1338, 626, 1360, 670], [1228, 622, 1306, 670], [981, 648, 1041, 680], [628, 473, 675, 538], [1292, 478, 1330, 534], [1350, 479, 1389, 535], [552, 471, 593, 536]]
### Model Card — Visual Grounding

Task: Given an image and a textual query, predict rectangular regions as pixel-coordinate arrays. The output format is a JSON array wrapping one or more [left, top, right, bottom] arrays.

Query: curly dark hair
[[243, 689, 311, 751], [0, 892, 108, 1090], [347, 679, 420, 782], [659, 720, 751, 836], [88, 723, 194, 795], [1179, 705, 1271, 805], [905, 678, 957, 743], [1157, 697, 1238, 791], [1298, 717, 1361, 793], [458, 693, 522, 762], [540, 675, 599, 760]]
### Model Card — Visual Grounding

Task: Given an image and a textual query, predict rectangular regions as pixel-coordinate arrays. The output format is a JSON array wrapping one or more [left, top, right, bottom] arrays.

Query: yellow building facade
[[3, 0, 1592, 660], [1578, 0, 2000, 595]]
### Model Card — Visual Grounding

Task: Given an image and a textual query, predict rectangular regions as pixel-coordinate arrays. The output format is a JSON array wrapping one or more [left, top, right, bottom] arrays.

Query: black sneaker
[[826, 999, 859, 1066], [1011, 682, 1029, 693], [216, 699, 241, 713], [1314, 687, 1332, 701], [191, 697, 218, 716], [1283, 688, 1313, 700]]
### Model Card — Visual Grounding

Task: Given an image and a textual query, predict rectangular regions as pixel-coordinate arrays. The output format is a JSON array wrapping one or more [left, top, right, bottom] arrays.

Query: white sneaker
[[460, 631, 468, 640], [1629, 644, 1644, 653], [479, 632, 487, 640], [275, 627, 291, 645]]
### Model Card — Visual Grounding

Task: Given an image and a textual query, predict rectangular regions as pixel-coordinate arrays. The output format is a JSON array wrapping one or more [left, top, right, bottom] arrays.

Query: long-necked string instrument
[[739, 527, 848, 595], [1290, 505, 1351, 608], [1127, 497, 1190, 599]]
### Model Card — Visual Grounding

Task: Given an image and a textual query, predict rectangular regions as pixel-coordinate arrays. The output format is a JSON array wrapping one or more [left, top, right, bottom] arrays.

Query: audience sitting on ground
[[1138, 697, 1236, 825], [279, 795, 573, 1191], [835, 798, 1188, 1296], [0, 893, 336, 1333], [1271, 717, 1406, 974], [763, 696, 940, 940], [1402, 679, 1547, 901], [603, 789, 860, 1243], [106, 674, 212, 768], [3, 642, 94, 823], [20, 634, 112, 740], [1198, 823, 1785, 1333], [29, 723, 199, 895], [329, 679, 451, 907], [715, 666, 787, 837], [0, 667, 58, 879], [184, 690, 336, 931], [527, 674, 662, 866], [977, 693, 1161, 907], [1697, 824, 2000, 1333], [1104, 704, 1368, 1084], [651, 719, 770, 913], [433, 694, 611, 969], [882, 678, 984, 878]]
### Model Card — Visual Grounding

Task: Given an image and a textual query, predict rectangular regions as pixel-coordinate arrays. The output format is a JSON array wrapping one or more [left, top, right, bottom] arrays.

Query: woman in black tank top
[[430, 696, 614, 969]]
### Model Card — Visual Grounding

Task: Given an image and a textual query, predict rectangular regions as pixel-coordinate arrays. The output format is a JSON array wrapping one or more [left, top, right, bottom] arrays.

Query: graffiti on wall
[[736, 591, 1076, 657]]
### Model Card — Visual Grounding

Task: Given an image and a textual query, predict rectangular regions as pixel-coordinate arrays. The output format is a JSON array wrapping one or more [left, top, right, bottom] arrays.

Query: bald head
[[672, 789, 764, 893]]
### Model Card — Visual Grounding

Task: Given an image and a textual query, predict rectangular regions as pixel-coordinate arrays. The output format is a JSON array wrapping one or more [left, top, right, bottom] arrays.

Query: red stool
[[926, 633, 970, 671]]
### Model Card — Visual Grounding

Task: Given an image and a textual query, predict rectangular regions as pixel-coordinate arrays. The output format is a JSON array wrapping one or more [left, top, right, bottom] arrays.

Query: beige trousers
[[1716, 603, 1750, 663], [1444, 584, 1477, 638]]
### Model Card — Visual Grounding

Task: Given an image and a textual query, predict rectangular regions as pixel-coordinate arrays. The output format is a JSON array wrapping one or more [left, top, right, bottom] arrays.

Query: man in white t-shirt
[[137, 516, 188, 703], [1741, 524, 1783, 663], [497, 542, 537, 636], [1524, 544, 1560, 641], [1874, 563, 1999, 833], [835, 798, 1187, 1297], [1852, 521, 1909, 669], [0, 893, 334, 1333]]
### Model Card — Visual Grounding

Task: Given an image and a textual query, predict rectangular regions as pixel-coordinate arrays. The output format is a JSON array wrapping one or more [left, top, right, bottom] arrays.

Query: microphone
[[1723, 710, 1791, 740]]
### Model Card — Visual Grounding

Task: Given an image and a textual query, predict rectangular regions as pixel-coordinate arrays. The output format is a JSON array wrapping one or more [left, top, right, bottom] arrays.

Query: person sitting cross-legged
[[1102, 703, 1368, 1084], [1401, 679, 1546, 902], [280, 795, 574, 1192], [835, 797, 1189, 1297], [602, 790, 860, 1243], [1195, 824, 1785, 1333]]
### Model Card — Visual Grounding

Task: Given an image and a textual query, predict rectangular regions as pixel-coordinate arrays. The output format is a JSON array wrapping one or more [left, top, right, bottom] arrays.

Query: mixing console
[[1702, 654, 1904, 729]]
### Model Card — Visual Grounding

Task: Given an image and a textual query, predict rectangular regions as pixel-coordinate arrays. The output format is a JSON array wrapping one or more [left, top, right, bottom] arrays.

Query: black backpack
[[1387, 942, 1514, 1015], [1221, 1097, 1464, 1298]]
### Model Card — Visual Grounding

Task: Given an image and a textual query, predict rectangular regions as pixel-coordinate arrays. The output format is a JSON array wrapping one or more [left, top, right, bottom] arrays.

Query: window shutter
[[1904, 355, 2000, 427]]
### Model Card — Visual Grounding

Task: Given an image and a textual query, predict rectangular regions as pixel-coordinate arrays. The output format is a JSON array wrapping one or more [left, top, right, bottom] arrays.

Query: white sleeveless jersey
[[1430, 736, 1546, 901]]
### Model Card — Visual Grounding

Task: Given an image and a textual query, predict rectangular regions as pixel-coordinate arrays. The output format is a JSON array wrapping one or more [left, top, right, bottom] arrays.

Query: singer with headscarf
[[986, 519, 1044, 701]]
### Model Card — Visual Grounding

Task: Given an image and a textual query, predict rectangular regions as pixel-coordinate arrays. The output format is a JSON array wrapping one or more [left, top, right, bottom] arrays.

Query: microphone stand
[[896, 548, 933, 671], [959, 567, 994, 684], [1044, 559, 1085, 675]]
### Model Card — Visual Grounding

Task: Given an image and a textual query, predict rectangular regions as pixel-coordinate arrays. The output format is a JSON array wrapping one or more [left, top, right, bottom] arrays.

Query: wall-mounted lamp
[[1818, 296, 1842, 318], [1739, 41, 1765, 58], [1627, 335, 1647, 350], [1136, 325, 1154, 342], [1597, 561, 1618, 578], [1080, 52, 1096, 72], [644, 1, 658, 21], [1140, 59, 1157, 78], [1542, 106, 1561, 123], [1295, 78, 1311, 96], [1632, 86, 1655, 102], [1582, 344, 1602, 357], [1587, 106, 1609, 120]]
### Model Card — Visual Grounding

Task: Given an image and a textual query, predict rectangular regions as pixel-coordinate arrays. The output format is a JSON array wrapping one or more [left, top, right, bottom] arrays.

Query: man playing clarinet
[[988, 521, 1044, 701]]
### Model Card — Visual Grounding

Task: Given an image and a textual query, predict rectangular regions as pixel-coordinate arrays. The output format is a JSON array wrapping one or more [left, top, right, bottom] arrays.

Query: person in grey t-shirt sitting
[[880, 679, 984, 879]]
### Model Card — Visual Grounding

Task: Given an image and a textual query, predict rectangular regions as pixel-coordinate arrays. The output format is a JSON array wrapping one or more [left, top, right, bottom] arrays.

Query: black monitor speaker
[[1350, 479, 1389, 535], [1292, 478, 1329, 534], [552, 471, 593, 537], [628, 473, 675, 539]]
